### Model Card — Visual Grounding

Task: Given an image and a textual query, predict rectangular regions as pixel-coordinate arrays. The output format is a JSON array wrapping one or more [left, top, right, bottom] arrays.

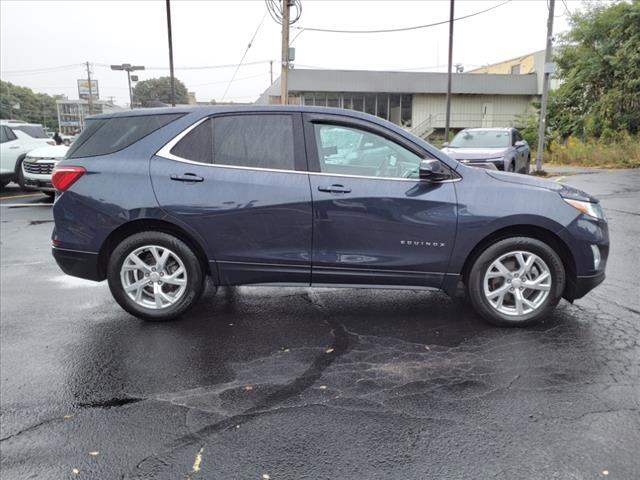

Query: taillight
[[51, 166, 86, 192]]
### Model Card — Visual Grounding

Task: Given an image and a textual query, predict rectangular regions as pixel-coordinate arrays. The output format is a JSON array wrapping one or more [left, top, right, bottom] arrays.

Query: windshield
[[449, 130, 510, 148]]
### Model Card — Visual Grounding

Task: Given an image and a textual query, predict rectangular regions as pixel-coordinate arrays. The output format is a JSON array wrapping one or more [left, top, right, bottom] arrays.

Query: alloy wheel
[[483, 250, 552, 317], [120, 245, 187, 309]]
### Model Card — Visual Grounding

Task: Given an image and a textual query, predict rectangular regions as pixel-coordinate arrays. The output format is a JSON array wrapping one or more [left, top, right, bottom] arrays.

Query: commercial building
[[470, 49, 560, 94], [257, 68, 540, 139], [56, 99, 123, 134]]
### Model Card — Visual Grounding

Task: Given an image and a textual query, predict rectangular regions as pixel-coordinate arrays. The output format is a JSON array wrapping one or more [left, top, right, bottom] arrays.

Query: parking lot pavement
[[1, 170, 639, 480]]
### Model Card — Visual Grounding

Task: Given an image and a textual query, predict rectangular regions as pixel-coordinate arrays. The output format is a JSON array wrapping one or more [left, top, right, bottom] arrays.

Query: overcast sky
[[1, 0, 590, 106]]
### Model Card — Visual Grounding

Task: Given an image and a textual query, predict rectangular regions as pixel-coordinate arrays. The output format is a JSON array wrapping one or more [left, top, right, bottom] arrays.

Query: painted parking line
[[0, 193, 44, 200], [554, 176, 566, 183]]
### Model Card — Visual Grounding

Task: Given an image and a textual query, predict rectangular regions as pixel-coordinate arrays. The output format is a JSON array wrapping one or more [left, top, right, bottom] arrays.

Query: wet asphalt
[[0, 169, 639, 480]]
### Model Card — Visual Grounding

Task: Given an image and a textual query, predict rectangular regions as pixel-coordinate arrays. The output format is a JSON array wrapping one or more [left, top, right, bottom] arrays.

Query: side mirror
[[419, 159, 449, 181], [441, 142, 449, 147], [515, 140, 527, 147]]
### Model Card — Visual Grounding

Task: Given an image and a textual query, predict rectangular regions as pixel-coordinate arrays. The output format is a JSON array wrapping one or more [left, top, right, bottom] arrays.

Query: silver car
[[441, 127, 531, 173]]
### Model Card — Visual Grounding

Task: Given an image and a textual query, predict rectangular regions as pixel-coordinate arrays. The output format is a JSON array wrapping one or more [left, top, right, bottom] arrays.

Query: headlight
[[563, 198, 605, 220]]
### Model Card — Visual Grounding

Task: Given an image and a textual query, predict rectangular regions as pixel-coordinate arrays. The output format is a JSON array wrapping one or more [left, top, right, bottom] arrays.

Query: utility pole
[[444, 0, 455, 142], [536, 0, 555, 172], [280, 0, 290, 105], [166, 0, 176, 107], [270, 60, 274, 85], [86, 61, 94, 116]]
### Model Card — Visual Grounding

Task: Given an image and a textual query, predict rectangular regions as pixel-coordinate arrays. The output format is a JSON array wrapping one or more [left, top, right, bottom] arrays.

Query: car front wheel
[[107, 231, 204, 321], [467, 237, 566, 326]]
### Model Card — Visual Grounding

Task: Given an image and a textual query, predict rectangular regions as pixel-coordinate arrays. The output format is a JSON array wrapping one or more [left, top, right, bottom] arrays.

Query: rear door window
[[67, 113, 182, 159], [213, 114, 294, 171], [170, 118, 213, 164]]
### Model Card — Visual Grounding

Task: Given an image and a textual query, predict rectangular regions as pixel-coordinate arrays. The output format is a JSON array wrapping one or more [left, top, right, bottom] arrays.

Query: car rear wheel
[[107, 231, 204, 321], [467, 237, 565, 326]]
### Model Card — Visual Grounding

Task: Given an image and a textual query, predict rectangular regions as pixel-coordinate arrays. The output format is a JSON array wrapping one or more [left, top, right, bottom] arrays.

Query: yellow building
[[471, 49, 559, 94], [471, 52, 540, 76]]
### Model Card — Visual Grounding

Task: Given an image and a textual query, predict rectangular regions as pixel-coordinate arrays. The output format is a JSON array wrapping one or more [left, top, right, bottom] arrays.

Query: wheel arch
[[14, 152, 27, 175], [460, 224, 576, 296], [97, 218, 213, 282]]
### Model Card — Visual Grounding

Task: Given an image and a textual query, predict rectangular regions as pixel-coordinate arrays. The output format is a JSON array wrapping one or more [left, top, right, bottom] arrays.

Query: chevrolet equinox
[[51, 106, 609, 326]]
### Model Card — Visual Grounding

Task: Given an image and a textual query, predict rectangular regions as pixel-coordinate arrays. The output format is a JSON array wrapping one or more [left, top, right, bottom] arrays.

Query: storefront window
[[364, 94, 376, 116], [401, 94, 412, 128], [377, 94, 389, 121]]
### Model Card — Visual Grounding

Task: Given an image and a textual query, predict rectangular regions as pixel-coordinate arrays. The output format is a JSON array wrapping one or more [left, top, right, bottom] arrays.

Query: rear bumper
[[52, 247, 103, 281]]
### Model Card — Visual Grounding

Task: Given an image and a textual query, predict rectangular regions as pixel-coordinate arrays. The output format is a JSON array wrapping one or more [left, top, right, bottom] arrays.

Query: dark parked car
[[51, 106, 608, 326]]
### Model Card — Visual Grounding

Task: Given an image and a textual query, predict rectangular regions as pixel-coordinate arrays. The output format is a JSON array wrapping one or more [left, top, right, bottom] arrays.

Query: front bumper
[[22, 159, 57, 192], [23, 176, 54, 192], [52, 247, 103, 281], [566, 271, 606, 300]]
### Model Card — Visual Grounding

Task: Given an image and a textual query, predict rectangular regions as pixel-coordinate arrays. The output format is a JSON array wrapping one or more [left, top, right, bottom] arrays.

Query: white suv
[[21, 145, 69, 197], [0, 120, 54, 188]]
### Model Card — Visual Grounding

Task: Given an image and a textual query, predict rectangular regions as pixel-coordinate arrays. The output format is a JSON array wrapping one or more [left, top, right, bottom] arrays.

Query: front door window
[[313, 124, 423, 180]]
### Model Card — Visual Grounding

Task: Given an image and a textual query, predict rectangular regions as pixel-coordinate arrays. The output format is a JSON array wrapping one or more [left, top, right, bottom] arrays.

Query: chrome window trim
[[155, 117, 461, 183]]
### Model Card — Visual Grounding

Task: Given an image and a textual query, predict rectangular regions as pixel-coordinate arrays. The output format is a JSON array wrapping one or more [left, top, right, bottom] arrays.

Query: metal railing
[[409, 114, 434, 139]]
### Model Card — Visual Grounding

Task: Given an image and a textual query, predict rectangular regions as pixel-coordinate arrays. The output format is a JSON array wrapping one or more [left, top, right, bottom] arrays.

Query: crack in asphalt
[[0, 416, 66, 442], [0, 397, 144, 442], [128, 290, 353, 478]]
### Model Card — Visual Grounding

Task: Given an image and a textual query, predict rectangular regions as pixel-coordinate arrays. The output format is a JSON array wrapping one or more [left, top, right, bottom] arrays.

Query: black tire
[[107, 231, 205, 321], [466, 236, 565, 327], [0, 180, 9, 189], [15, 157, 26, 189], [44, 191, 56, 200], [508, 161, 515, 173], [525, 156, 531, 174]]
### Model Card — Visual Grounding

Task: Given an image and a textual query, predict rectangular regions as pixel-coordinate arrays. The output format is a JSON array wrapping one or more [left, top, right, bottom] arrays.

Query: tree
[[132, 76, 189, 107], [0, 80, 60, 130], [548, 0, 640, 140]]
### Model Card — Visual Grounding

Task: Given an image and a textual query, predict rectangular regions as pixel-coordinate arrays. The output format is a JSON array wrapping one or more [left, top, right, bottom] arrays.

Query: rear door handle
[[318, 184, 351, 194], [9, 146, 20, 149], [170, 173, 204, 183]]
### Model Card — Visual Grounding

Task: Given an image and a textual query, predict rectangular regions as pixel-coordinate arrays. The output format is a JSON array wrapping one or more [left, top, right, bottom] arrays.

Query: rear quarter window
[[67, 113, 182, 159]]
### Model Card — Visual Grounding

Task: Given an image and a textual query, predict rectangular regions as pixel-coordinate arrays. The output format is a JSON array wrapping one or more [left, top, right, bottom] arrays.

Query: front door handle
[[318, 184, 351, 194], [9, 146, 20, 149], [170, 173, 204, 183]]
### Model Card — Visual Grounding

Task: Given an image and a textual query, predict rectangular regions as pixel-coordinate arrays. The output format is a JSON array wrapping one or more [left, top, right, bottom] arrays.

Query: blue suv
[[51, 106, 608, 326]]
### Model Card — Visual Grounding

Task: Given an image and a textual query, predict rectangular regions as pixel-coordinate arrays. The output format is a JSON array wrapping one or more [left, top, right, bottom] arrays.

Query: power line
[[292, 0, 512, 34], [94, 60, 271, 71], [265, 0, 302, 25], [0, 64, 84, 75], [221, 12, 267, 101]]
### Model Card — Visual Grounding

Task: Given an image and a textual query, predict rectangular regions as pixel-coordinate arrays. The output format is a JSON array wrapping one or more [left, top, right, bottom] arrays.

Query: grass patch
[[542, 135, 640, 169]]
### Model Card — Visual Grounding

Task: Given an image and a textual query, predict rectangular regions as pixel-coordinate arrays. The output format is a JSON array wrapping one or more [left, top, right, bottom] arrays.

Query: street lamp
[[110, 64, 145, 109]]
